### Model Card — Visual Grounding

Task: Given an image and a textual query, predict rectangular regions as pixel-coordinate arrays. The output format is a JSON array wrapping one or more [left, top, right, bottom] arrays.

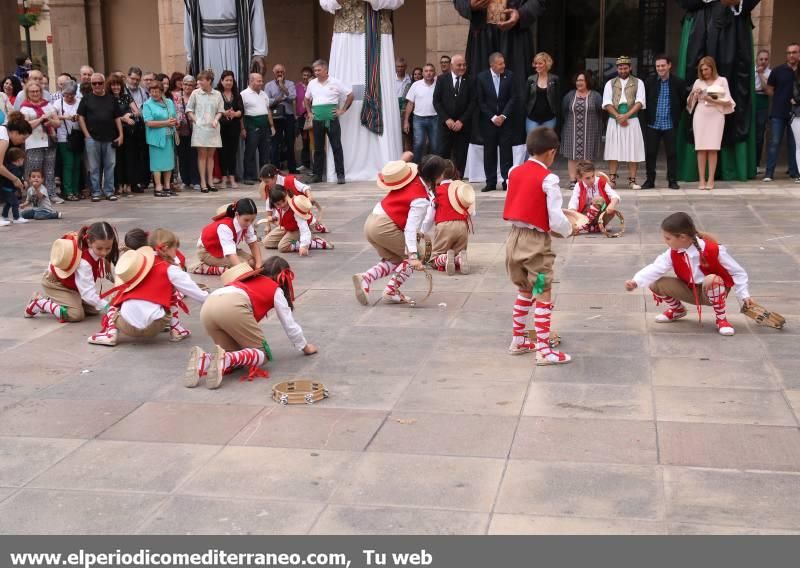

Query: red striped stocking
[[309, 237, 333, 250], [511, 294, 535, 348], [222, 348, 266, 377], [383, 261, 413, 299], [534, 301, 569, 363], [192, 264, 227, 276], [433, 254, 447, 271], [25, 294, 65, 321], [361, 260, 397, 292], [706, 277, 729, 323]]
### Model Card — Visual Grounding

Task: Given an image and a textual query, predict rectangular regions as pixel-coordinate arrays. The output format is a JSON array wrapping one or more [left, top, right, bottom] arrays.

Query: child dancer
[[567, 161, 620, 233], [504, 127, 574, 364], [88, 229, 208, 346], [186, 257, 317, 389], [259, 164, 328, 233], [192, 198, 262, 275], [24, 222, 118, 323], [123, 228, 187, 270], [1, 147, 27, 225], [20, 168, 62, 220], [625, 212, 752, 336], [428, 166, 475, 275], [352, 156, 446, 306], [262, 187, 333, 255]]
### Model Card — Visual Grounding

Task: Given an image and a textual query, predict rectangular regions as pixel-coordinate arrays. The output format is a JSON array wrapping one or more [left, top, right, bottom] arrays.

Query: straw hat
[[114, 246, 156, 291], [221, 263, 259, 286], [49, 237, 82, 279], [288, 195, 314, 221], [447, 181, 476, 215], [377, 160, 419, 191]]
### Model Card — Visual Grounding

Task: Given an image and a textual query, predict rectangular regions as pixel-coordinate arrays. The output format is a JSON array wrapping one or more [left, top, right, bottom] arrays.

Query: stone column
[[0, 0, 21, 75], [426, 0, 469, 63], [85, 0, 106, 71], [751, 0, 773, 58], [48, 0, 90, 77], [158, 0, 186, 75]]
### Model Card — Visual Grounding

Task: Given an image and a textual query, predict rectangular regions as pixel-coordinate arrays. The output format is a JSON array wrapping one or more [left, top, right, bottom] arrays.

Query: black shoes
[[337, 176, 346, 185], [668, 181, 680, 190], [309, 175, 323, 184], [481, 184, 496, 193], [640, 180, 655, 190], [502, 181, 507, 191]]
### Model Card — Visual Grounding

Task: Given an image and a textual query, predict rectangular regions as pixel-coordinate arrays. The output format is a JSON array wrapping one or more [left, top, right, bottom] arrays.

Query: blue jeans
[[526, 117, 557, 133], [412, 115, 440, 163], [765, 117, 799, 178], [85, 138, 116, 197], [1, 188, 19, 219], [21, 208, 60, 220]]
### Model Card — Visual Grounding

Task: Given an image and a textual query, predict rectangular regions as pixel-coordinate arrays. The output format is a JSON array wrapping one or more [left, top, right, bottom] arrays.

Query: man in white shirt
[[240, 72, 275, 184], [754, 49, 771, 171], [602, 56, 646, 189], [395, 57, 412, 152], [304, 59, 353, 185], [404, 64, 439, 163]]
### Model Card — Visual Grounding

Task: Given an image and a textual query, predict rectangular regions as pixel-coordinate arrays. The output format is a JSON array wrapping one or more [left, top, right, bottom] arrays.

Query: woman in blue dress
[[143, 82, 178, 197]]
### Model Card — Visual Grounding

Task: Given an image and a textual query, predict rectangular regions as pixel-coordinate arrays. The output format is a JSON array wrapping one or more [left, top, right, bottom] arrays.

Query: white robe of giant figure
[[320, 0, 404, 182], [184, 0, 267, 86]]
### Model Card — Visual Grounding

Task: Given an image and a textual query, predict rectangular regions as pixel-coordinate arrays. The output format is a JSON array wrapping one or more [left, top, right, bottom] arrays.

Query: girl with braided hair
[[192, 198, 262, 276], [24, 222, 118, 323], [187, 256, 317, 389], [625, 212, 753, 336]]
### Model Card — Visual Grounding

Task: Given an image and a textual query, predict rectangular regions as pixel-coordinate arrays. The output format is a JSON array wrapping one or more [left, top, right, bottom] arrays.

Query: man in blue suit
[[477, 52, 516, 192]]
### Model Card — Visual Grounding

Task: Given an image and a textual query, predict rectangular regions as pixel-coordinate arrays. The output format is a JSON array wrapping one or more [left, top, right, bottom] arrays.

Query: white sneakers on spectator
[[0, 218, 9, 226], [2, 217, 29, 224], [52, 196, 65, 204], [762, 177, 773, 182], [13, 218, 29, 224]]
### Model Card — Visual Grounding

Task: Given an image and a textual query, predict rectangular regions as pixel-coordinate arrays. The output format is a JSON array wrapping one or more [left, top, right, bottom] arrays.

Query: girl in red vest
[[187, 257, 318, 389], [352, 157, 446, 306], [428, 170, 475, 275], [567, 161, 620, 233], [259, 164, 328, 233], [123, 228, 188, 271], [504, 128, 574, 364], [24, 222, 118, 323], [88, 229, 209, 346], [625, 212, 753, 336], [262, 186, 333, 255], [192, 198, 262, 276]]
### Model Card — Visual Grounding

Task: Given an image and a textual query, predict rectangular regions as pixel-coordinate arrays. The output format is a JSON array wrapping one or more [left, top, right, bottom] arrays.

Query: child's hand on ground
[[742, 297, 754, 309], [299, 246, 309, 256], [624, 280, 637, 291], [408, 258, 424, 271], [302, 343, 318, 355]]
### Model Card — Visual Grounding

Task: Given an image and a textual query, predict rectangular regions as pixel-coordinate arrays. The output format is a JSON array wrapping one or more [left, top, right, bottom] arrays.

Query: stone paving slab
[[2, 179, 800, 533]]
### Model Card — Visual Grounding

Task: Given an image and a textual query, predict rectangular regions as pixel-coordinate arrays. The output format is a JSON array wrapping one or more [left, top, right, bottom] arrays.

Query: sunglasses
[[91, 81, 104, 86]]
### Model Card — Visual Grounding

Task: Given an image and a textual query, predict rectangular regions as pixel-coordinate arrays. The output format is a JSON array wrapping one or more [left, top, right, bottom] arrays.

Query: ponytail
[[148, 228, 179, 262], [226, 198, 257, 218], [260, 256, 295, 310]]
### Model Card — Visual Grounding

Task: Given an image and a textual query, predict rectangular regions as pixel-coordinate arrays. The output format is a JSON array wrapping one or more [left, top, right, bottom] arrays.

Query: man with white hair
[[265, 63, 297, 173], [240, 72, 275, 184]]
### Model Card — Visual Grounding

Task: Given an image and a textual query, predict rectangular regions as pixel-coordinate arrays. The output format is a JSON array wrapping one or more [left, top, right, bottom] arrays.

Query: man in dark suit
[[642, 54, 686, 189], [476, 52, 516, 192], [433, 54, 474, 176]]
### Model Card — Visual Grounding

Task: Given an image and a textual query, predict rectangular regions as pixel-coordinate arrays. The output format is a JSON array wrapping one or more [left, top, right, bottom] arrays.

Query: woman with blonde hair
[[687, 56, 734, 190], [186, 69, 224, 192], [526, 52, 560, 134]]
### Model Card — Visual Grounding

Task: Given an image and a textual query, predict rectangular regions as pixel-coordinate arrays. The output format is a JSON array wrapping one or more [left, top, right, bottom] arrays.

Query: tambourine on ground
[[272, 380, 329, 405], [598, 210, 625, 238], [741, 301, 786, 330]]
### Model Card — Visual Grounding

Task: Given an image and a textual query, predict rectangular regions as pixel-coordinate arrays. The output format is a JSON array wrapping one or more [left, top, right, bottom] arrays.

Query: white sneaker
[[762, 177, 773, 182], [629, 180, 642, 190], [12, 217, 29, 224], [0, 218, 10, 227], [52, 196, 65, 205]]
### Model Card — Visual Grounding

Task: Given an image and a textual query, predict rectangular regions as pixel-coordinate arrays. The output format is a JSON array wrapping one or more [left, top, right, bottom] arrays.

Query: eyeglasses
[[91, 81, 104, 86]]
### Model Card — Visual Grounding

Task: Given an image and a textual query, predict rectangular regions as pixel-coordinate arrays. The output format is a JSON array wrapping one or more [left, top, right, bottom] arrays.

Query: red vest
[[434, 182, 469, 225], [671, 238, 734, 288], [112, 258, 173, 309], [380, 176, 429, 230], [503, 160, 551, 231], [577, 177, 611, 212], [280, 174, 304, 196], [277, 206, 300, 232], [52, 248, 105, 291], [200, 217, 238, 258], [231, 275, 279, 322]]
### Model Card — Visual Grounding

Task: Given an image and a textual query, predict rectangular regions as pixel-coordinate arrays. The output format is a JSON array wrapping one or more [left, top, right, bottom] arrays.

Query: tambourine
[[272, 380, 329, 405], [414, 234, 433, 264], [598, 210, 625, 238]]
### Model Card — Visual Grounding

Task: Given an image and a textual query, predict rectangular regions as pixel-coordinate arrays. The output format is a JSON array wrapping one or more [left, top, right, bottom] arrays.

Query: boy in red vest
[[259, 164, 328, 233], [504, 127, 575, 365], [625, 211, 752, 336], [567, 161, 620, 233]]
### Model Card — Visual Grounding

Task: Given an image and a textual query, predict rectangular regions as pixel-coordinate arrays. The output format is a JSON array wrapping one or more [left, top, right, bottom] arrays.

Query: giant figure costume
[[184, 0, 267, 86], [676, 0, 760, 181], [320, 0, 404, 182], [453, 0, 545, 182]]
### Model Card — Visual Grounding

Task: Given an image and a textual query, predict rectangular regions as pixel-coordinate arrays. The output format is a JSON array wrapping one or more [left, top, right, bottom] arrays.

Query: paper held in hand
[[486, 0, 508, 25]]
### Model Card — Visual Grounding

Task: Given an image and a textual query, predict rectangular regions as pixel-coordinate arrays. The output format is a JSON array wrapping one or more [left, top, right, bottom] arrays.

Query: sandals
[[382, 291, 416, 305], [352, 274, 369, 306], [608, 173, 618, 188]]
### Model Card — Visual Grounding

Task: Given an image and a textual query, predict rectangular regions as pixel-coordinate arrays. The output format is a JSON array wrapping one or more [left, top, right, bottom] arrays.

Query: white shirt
[[405, 79, 437, 117], [632, 237, 750, 301], [507, 158, 572, 238], [602, 76, 647, 110], [372, 191, 432, 254], [264, 174, 310, 213], [568, 176, 621, 210], [20, 103, 57, 149], [305, 77, 352, 107], [209, 286, 307, 350], [119, 265, 209, 329], [240, 87, 271, 117], [755, 66, 772, 93], [395, 75, 411, 98], [275, 207, 312, 248], [196, 217, 258, 256], [75, 249, 109, 311], [56, 99, 81, 143]]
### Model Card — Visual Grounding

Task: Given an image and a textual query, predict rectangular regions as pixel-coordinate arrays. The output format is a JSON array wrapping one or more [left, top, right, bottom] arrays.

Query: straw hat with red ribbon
[[288, 195, 314, 221], [447, 181, 476, 215], [221, 263, 259, 286], [213, 203, 235, 220], [377, 160, 419, 191], [49, 236, 82, 279], [100, 246, 156, 302]]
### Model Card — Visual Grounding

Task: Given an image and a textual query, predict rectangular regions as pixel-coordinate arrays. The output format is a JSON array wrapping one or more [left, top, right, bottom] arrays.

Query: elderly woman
[[687, 56, 735, 190], [560, 70, 604, 186], [107, 74, 137, 196], [143, 81, 178, 197], [19, 82, 62, 203], [186, 69, 224, 193], [174, 74, 200, 190], [526, 52, 560, 133], [55, 80, 83, 201]]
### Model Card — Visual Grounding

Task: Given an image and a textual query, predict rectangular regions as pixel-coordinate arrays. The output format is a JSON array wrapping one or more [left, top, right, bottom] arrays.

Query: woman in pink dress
[[687, 56, 735, 190]]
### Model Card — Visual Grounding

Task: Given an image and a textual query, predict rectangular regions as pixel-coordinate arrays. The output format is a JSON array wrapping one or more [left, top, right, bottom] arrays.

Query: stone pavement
[[1, 177, 800, 535]]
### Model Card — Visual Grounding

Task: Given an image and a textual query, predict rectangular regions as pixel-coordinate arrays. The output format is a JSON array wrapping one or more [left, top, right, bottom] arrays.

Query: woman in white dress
[[319, 0, 404, 182]]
